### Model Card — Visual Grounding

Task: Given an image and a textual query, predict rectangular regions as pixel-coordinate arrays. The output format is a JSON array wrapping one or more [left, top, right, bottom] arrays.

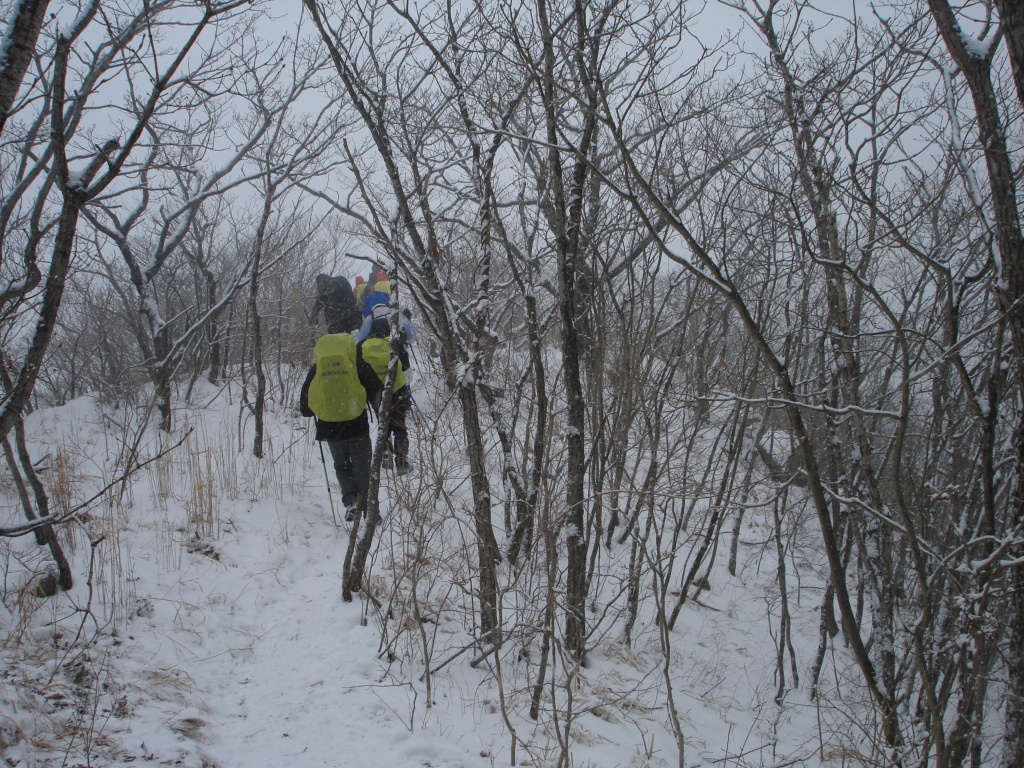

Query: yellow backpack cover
[[307, 333, 366, 422], [361, 337, 407, 391]]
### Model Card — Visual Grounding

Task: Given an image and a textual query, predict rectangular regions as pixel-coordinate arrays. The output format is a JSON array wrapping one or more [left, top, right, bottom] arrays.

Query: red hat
[[354, 276, 365, 285], [376, 271, 388, 282]]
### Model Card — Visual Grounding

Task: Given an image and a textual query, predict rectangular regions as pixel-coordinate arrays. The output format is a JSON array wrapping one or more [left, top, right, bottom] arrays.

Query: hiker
[[373, 270, 391, 295], [299, 319, 382, 521], [356, 282, 417, 348], [356, 301, 417, 349], [353, 275, 374, 304], [360, 278, 391, 319], [312, 274, 362, 334], [359, 316, 413, 474]]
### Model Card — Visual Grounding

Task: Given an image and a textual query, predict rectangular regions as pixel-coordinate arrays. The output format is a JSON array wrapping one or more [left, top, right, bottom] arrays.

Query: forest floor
[[0, 382, 854, 767]]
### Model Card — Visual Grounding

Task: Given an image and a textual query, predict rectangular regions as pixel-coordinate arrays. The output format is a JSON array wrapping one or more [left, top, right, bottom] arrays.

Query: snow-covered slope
[[0, 384, 859, 767]]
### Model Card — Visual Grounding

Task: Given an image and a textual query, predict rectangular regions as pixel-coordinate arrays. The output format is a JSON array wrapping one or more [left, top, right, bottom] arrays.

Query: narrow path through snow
[[144, 500, 484, 768]]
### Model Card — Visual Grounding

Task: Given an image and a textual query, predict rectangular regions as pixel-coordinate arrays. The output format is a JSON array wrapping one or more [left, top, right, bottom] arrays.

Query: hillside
[[0, 380, 852, 768]]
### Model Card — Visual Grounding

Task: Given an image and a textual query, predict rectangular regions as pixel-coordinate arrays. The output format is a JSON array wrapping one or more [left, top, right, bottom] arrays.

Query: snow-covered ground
[[0, 381, 859, 767]]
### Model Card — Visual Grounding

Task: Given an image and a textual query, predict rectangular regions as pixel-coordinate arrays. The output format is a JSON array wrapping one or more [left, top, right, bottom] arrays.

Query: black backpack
[[313, 274, 361, 333]]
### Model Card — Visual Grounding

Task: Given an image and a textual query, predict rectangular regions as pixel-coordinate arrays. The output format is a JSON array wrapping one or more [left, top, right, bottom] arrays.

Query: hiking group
[[299, 267, 415, 522]]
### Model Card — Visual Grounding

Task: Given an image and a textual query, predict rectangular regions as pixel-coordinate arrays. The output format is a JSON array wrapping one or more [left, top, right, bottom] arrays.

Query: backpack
[[306, 333, 367, 422], [315, 275, 361, 333], [360, 336, 408, 391], [361, 290, 391, 318]]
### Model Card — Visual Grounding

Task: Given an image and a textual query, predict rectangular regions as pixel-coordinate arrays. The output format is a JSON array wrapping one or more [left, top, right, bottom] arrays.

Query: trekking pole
[[318, 441, 339, 526]]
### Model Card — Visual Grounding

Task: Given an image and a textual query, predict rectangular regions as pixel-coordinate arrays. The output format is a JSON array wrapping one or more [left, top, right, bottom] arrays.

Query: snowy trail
[[6, 398, 834, 768], [137, 499, 485, 768]]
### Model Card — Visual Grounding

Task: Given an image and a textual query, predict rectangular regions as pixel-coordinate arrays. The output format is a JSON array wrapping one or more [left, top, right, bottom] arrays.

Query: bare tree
[[303, 0, 504, 641], [82, 31, 342, 434], [0, 0, 253, 443], [925, 2, 1024, 763], [0, 1, 253, 596]]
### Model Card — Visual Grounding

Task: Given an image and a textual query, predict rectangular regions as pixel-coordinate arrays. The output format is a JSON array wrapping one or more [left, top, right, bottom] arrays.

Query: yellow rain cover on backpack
[[361, 337, 407, 391], [307, 333, 366, 422]]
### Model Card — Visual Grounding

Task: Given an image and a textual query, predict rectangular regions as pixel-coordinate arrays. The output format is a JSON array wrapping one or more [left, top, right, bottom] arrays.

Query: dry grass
[[186, 449, 219, 541]]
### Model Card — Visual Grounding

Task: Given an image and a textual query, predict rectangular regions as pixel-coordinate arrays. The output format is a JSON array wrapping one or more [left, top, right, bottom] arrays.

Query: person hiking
[[356, 283, 417, 348], [354, 274, 376, 304], [299, 319, 382, 521], [372, 270, 391, 295], [312, 274, 362, 334], [360, 279, 391, 318], [359, 316, 413, 474]]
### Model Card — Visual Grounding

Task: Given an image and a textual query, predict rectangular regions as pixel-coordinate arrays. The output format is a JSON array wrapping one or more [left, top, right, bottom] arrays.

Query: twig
[[0, 429, 193, 537]]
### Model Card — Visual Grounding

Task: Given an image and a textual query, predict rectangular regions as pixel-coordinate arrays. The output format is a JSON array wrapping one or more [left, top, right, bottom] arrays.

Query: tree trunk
[[459, 382, 501, 639], [154, 327, 174, 433], [927, 5, 1024, 763], [536, 0, 602, 665], [995, 0, 1024, 110], [345, 317, 407, 598], [0, 0, 51, 138], [1006, 568, 1024, 768], [1, 427, 72, 591]]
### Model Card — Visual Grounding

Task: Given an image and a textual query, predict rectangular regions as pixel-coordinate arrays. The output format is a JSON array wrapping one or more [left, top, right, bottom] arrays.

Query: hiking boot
[[342, 493, 360, 522]]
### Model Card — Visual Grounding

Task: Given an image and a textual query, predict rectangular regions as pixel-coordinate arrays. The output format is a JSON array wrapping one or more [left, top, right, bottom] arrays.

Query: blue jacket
[[361, 291, 391, 317]]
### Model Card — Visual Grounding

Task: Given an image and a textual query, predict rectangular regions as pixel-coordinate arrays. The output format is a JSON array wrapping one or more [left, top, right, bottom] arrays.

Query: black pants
[[327, 435, 371, 507], [386, 387, 411, 468]]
